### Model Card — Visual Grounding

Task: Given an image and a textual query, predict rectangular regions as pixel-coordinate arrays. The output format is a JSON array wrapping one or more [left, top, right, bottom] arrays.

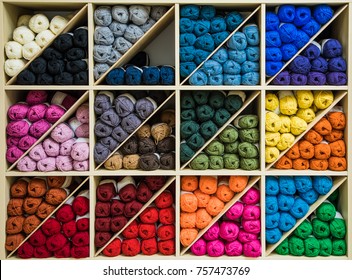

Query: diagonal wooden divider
[[265, 176, 347, 256], [266, 90, 347, 170], [8, 91, 89, 171], [6, 4, 88, 85], [95, 91, 176, 170], [181, 91, 260, 169], [7, 176, 90, 258], [95, 176, 176, 256], [181, 176, 260, 255], [266, 4, 348, 85], [94, 5, 175, 85], [181, 5, 261, 86]]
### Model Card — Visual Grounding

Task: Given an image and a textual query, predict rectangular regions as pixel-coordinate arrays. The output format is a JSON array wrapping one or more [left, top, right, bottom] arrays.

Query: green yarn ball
[[205, 140, 224, 156], [189, 153, 209, 170], [209, 156, 224, 169], [224, 141, 240, 153], [239, 128, 260, 143], [213, 108, 231, 127], [193, 90, 210, 105], [327, 189, 339, 203], [288, 236, 305, 256], [196, 104, 215, 122], [319, 238, 332, 256], [219, 126, 239, 143], [275, 238, 289, 255], [304, 236, 320, 257], [316, 202, 336, 222], [240, 158, 259, 170], [238, 142, 259, 158], [312, 218, 330, 238], [200, 120, 218, 140], [330, 217, 346, 239], [180, 143, 195, 164], [181, 92, 195, 109], [223, 153, 240, 169], [225, 94, 244, 114], [332, 239, 346, 256], [294, 220, 313, 239], [235, 114, 259, 129], [208, 91, 226, 109], [186, 133, 205, 151], [181, 109, 196, 121], [180, 120, 200, 140]]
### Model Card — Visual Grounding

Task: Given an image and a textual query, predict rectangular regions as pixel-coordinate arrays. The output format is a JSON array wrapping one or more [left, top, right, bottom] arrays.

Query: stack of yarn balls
[[189, 114, 260, 170], [275, 198, 346, 256], [16, 27, 88, 85], [4, 13, 69, 77], [102, 185, 175, 256], [94, 176, 173, 250], [16, 188, 90, 259], [93, 5, 168, 80], [265, 175, 333, 245], [273, 40, 347, 85], [266, 4, 334, 77], [180, 90, 245, 165], [265, 90, 334, 164], [6, 90, 78, 164], [191, 186, 261, 257], [16, 101, 89, 172], [277, 107, 346, 171], [5, 176, 73, 254], [180, 175, 249, 248]]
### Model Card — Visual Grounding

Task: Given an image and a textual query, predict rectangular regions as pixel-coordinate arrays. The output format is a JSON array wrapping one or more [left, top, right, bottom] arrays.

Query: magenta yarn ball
[[243, 239, 261, 258], [225, 201, 244, 220], [242, 219, 261, 234], [225, 240, 243, 256], [219, 221, 240, 242], [237, 229, 259, 243], [191, 238, 207, 256], [45, 105, 66, 124], [26, 90, 48, 105], [203, 221, 220, 241], [206, 240, 225, 257], [8, 103, 29, 121], [27, 104, 48, 122], [242, 205, 261, 220], [241, 187, 260, 205]]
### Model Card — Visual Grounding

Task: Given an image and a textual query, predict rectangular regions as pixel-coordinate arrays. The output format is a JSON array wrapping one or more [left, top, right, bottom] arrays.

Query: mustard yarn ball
[[279, 115, 291, 133], [290, 116, 307, 136], [279, 91, 298, 116], [265, 146, 280, 163], [276, 133, 295, 151], [265, 132, 281, 147], [266, 112, 281, 133], [313, 90, 334, 110], [265, 93, 279, 112], [295, 90, 314, 109], [297, 108, 316, 123]]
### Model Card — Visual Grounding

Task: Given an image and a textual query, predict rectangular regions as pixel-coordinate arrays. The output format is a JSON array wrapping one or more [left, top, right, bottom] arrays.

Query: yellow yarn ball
[[296, 108, 316, 123], [276, 133, 295, 151], [290, 116, 307, 136], [265, 132, 281, 147], [279, 115, 291, 133], [279, 91, 298, 115], [266, 112, 281, 133], [265, 146, 280, 163], [295, 90, 314, 109], [313, 90, 334, 109], [265, 93, 279, 112]]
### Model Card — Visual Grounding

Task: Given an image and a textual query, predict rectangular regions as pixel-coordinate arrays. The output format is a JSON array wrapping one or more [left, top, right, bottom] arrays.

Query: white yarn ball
[[29, 14, 50, 33], [50, 15, 68, 34], [17, 15, 32, 27], [36, 29, 55, 47], [13, 26, 35, 45], [5, 41, 23, 59], [22, 41, 41, 60], [4, 59, 26, 77]]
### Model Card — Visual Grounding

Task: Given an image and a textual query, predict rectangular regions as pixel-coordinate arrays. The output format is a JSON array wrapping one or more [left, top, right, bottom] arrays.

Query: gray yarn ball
[[140, 18, 156, 33], [94, 26, 114, 45], [112, 5, 129, 24], [94, 6, 112, 26], [124, 24, 144, 43], [112, 126, 129, 142], [113, 37, 133, 54], [114, 94, 136, 117], [93, 45, 112, 63], [109, 21, 128, 37], [94, 63, 110, 80], [107, 48, 122, 65], [94, 142, 111, 164], [100, 108, 121, 127], [95, 119, 113, 138], [129, 5, 151, 26], [121, 113, 142, 134], [151, 6, 168, 21], [100, 136, 119, 151]]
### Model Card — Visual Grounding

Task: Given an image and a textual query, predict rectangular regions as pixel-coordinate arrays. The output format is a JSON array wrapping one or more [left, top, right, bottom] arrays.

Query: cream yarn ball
[[4, 59, 26, 77], [13, 26, 35, 45], [5, 41, 23, 59], [35, 29, 55, 47], [50, 15, 68, 34], [17, 15, 32, 27], [29, 14, 50, 33], [22, 41, 41, 60]]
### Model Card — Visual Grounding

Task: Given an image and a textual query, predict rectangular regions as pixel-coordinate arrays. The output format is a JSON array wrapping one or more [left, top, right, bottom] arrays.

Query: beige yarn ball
[[5, 41, 23, 59], [22, 41, 41, 60], [13, 26, 35, 45], [50, 15, 68, 34], [35, 30, 55, 47], [17, 15, 32, 27], [4, 59, 26, 77], [29, 14, 50, 33]]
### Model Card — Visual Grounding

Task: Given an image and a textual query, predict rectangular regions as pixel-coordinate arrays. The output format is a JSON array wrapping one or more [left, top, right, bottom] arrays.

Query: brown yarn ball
[[136, 124, 151, 139], [104, 153, 123, 170], [23, 215, 41, 234], [6, 216, 25, 234], [157, 136, 175, 153], [5, 233, 25, 251], [27, 178, 47, 197], [138, 138, 156, 154], [161, 109, 176, 127], [7, 198, 24, 216], [139, 153, 160, 171], [151, 123, 171, 143], [36, 201, 56, 219], [10, 178, 29, 198], [45, 188, 68, 205], [47, 176, 72, 188], [160, 153, 175, 170], [123, 154, 140, 169], [120, 136, 138, 155], [23, 197, 43, 215]]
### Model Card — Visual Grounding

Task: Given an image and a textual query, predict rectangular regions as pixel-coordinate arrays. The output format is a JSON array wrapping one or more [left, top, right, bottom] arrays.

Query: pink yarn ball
[[8, 103, 29, 121], [56, 155, 73, 171], [29, 143, 47, 161], [43, 137, 60, 157], [225, 201, 244, 220], [76, 103, 89, 124], [27, 104, 48, 122], [237, 229, 258, 243], [51, 91, 77, 110], [45, 105, 66, 124], [7, 137, 21, 147], [17, 156, 37, 171], [225, 240, 243, 256], [219, 221, 239, 242], [76, 124, 89, 138], [203, 221, 220, 241], [51, 123, 74, 143], [242, 220, 261, 234], [6, 146, 24, 163], [73, 160, 89, 171], [37, 157, 56, 172], [241, 187, 260, 205], [18, 135, 37, 151], [71, 141, 89, 161], [207, 240, 225, 257], [242, 205, 261, 220], [60, 138, 76, 156], [26, 90, 48, 105], [29, 119, 51, 138], [243, 239, 261, 258], [7, 120, 30, 137], [191, 238, 207, 256]]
